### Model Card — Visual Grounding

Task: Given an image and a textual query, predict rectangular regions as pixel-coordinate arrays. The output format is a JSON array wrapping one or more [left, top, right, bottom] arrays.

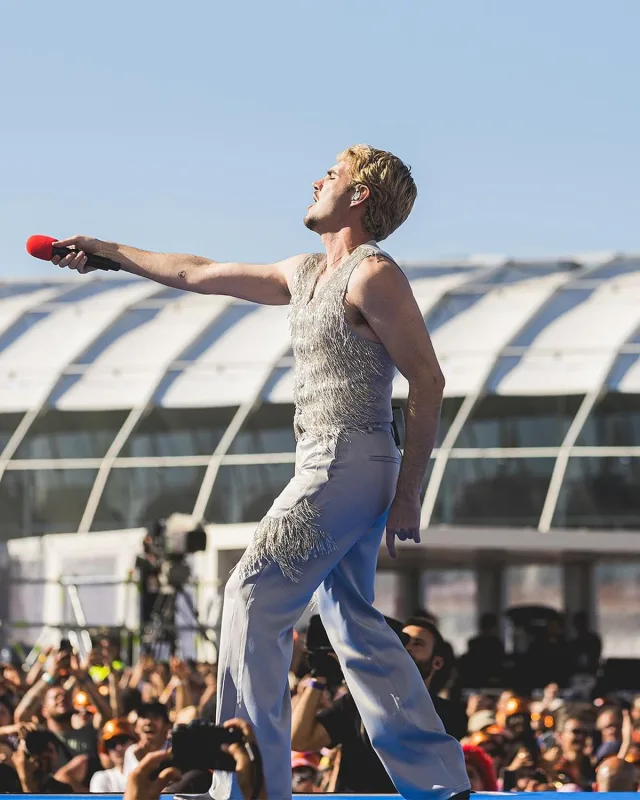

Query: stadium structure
[[1, 253, 639, 657]]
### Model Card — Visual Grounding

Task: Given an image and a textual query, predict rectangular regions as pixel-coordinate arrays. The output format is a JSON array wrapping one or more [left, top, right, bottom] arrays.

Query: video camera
[[170, 719, 264, 800], [172, 719, 242, 772], [140, 513, 207, 590]]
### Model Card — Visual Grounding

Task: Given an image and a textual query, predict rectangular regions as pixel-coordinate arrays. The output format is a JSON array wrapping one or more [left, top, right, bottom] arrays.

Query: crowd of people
[[0, 615, 639, 797]]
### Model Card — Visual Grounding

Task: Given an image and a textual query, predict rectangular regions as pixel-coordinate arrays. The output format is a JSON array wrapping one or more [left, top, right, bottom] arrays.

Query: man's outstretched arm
[[52, 234, 306, 305], [349, 255, 445, 558]]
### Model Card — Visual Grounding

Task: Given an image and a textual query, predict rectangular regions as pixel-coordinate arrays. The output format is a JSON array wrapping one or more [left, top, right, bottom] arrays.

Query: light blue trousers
[[210, 426, 470, 800]]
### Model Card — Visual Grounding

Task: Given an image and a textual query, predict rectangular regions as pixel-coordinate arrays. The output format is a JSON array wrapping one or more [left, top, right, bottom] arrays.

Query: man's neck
[[47, 718, 71, 735], [321, 229, 374, 272]]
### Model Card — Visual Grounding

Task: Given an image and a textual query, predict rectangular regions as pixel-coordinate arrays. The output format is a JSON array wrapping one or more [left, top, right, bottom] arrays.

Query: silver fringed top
[[289, 243, 396, 442]]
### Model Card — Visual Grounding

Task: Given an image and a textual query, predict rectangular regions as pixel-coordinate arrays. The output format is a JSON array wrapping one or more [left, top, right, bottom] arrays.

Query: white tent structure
[[2, 254, 640, 654]]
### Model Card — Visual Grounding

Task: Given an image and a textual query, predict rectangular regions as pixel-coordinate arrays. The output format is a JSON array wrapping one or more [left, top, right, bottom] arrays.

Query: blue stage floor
[[5, 794, 640, 799]]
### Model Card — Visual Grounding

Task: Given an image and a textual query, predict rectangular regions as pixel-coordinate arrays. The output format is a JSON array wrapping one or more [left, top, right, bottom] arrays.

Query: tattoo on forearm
[[178, 270, 187, 279]]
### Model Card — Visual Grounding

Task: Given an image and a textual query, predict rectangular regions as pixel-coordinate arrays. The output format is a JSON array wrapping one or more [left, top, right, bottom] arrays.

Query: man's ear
[[350, 184, 369, 205], [432, 656, 445, 672]]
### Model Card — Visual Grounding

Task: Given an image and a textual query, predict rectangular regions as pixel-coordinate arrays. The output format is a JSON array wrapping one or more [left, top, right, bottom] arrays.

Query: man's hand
[[51, 235, 101, 274], [170, 656, 191, 683], [14, 740, 40, 793], [222, 718, 267, 800], [124, 749, 181, 800], [385, 493, 421, 558]]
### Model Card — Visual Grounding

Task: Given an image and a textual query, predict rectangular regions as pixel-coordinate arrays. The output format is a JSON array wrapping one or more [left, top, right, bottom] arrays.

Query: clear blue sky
[[2, 0, 639, 279]]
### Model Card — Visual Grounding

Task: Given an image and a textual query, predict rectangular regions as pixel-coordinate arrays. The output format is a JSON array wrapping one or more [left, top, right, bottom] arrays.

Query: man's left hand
[[385, 493, 421, 558], [124, 749, 181, 800]]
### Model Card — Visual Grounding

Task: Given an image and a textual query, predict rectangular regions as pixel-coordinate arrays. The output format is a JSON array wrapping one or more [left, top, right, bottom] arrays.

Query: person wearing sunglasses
[[90, 718, 137, 793], [291, 752, 320, 794]]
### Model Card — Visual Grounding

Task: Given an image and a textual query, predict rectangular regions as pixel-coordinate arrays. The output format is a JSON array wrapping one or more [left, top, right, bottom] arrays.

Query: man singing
[[53, 144, 470, 800]]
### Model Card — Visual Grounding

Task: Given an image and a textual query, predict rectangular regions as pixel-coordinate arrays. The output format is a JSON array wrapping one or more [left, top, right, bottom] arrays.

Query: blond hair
[[338, 144, 417, 241]]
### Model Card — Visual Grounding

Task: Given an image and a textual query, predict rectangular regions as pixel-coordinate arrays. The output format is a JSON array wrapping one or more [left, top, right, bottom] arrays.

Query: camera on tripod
[[145, 513, 208, 590], [137, 513, 209, 657]]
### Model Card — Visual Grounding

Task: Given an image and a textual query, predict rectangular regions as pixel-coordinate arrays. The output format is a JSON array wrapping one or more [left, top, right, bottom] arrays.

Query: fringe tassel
[[237, 498, 337, 583]]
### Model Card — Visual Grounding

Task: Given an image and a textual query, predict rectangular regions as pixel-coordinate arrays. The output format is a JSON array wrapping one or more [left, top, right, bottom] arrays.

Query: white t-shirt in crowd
[[122, 744, 140, 778], [89, 766, 128, 793]]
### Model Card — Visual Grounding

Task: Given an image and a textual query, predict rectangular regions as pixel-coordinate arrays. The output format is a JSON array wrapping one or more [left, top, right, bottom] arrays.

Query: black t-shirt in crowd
[[317, 691, 467, 794], [56, 724, 98, 760], [40, 775, 74, 794]]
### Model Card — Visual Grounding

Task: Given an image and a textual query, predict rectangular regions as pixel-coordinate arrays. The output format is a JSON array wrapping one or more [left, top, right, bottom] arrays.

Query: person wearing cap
[[291, 751, 320, 794], [90, 719, 137, 793], [467, 709, 497, 736], [122, 702, 171, 778]]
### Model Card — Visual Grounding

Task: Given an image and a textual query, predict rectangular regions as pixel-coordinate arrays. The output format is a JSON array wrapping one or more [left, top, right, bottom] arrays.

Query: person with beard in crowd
[[291, 616, 466, 795], [14, 651, 109, 763], [31, 686, 100, 764], [550, 714, 596, 790], [90, 718, 137, 793], [595, 705, 623, 763], [402, 618, 468, 740], [122, 702, 172, 778]]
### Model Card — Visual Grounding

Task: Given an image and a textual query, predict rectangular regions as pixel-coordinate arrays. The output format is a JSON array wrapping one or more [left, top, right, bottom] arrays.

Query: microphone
[[26, 235, 120, 272]]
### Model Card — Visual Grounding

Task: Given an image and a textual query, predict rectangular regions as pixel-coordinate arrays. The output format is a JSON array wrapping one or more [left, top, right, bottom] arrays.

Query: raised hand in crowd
[[221, 718, 268, 800], [123, 749, 181, 800]]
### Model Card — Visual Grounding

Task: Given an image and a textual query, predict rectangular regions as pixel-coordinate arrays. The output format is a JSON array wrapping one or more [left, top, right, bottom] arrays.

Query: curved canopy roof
[[1, 253, 639, 540], [1, 254, 639, 413]]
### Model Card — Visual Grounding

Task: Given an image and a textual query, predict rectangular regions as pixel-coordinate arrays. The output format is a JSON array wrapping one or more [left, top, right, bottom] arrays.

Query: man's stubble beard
[[49, 711, 74, 725], [411, 654, 435, 682], [303, 211, 319, 232]]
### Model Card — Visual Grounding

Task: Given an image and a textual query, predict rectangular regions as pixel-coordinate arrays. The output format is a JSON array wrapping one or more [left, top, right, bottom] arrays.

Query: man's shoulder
[[349, 249, 407, 300]]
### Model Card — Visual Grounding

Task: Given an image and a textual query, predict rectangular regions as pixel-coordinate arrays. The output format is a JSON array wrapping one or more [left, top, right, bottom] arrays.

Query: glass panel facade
[[432, 457, 555, 527], [455, 395, 581, 448], [505, 565, 562, 610], [61, 556, 120, 626], [91, 466, 206, 531], [393, 397, 462, 447], [9, 558, 45, 646], [553, 457, 640, 529], [0, 469, 97, 539], [576, 393, 640, 447], [228, 404, 296, 454], [205, 463, 295, 523], [373, 571, 403, 619], [420, 569, 477, 654], [120, 407, 236, 457], [0, 413, 23, 453], [595, 561, 640, 657], [14, 410, 127, 459]]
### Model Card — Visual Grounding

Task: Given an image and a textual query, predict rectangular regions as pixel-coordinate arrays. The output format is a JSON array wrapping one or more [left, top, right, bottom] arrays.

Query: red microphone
[[26, 235, 120, 272]]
